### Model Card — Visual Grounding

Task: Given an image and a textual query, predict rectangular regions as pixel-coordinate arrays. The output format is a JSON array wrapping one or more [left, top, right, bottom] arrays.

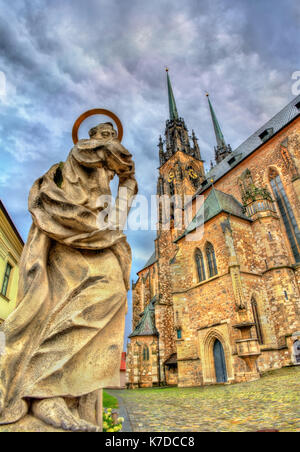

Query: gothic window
[[195, 249, 206, 282], [177, 164, 183, 180], [205, 242, 218, 278], [142, 346, 150, 361], [169, 181, 175, 197], [1, 262, 12, 297], [269, 168, 300, 262], [251, 298, 264, 345]]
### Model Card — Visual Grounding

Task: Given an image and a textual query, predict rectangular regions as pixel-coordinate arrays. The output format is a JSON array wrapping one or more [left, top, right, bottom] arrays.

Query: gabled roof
[[0, 199, 24, 246], [196, 95, 300, 195], [129, 297, 158, 338], [139, 251, 157, 273], [176, 187, 250, 242]]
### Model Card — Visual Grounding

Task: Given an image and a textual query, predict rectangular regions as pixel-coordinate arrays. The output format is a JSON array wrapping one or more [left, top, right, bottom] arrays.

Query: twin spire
[[206, 93, 232, 164], [166, 68, 179, 121], [165, 69, 232, 165], [206, 93, 226, 150]]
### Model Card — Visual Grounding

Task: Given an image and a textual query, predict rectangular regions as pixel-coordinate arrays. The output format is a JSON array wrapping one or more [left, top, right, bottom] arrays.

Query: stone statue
[[0, 122, 138, 432]]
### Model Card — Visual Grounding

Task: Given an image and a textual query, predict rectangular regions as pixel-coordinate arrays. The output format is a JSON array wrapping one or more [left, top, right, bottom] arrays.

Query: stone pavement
[[109, 367, 300, 432]]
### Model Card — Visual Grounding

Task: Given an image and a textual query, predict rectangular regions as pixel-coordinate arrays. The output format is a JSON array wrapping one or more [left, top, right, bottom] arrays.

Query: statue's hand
[[100, 140, 135, 179], [103, 139, 132, 158]]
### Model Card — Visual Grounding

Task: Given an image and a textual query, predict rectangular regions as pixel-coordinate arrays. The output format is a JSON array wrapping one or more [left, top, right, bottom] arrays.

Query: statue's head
[[88, 122, 118, 142]]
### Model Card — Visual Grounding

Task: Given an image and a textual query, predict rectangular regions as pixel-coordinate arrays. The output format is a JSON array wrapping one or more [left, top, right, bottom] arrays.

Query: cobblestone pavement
[[109, 367, 300, 432]]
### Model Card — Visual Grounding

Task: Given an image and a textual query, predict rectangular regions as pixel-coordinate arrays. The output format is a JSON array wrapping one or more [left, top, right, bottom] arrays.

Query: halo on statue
[[72, 109, 123, 144]]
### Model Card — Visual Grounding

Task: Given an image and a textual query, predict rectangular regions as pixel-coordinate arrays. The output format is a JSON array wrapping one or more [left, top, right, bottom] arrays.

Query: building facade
[[126, 71, 300, 388], [0, 200, 24, 324]]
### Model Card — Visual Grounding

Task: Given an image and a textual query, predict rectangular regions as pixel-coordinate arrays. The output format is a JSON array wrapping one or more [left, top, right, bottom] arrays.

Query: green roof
[[176, 187, 250, 242], [129, 297, 158, 338]]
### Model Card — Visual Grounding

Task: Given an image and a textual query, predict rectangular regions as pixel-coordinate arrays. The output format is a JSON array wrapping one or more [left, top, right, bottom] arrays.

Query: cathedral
[[126, 70, 300, 388]]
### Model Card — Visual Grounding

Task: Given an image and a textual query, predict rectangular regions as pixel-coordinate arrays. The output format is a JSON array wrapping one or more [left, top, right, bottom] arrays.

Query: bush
[[103, 408, 124, 432]]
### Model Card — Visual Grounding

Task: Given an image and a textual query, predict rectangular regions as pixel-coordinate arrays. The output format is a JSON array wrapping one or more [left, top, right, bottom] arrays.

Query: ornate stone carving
[[221, 218, 246, 310], [242, 184, 273, 205], [280, 140, 299, 180]]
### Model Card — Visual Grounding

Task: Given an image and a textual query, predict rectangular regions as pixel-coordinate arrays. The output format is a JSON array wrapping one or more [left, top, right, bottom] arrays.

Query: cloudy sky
[[0, 0, 299, 344]]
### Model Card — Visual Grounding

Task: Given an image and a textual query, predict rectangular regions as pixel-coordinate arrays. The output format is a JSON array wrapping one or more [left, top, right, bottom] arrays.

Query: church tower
[[157, 69, 205, 201], [206, 93, 232, 164]]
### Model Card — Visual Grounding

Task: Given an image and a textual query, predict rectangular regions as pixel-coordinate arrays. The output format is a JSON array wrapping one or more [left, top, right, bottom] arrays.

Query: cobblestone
[[110, 367, 300, 432]]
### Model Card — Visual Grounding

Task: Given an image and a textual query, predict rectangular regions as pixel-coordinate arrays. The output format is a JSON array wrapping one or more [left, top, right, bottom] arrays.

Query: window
[[1, 262, 12, 298], [143, 346, 149, 361], [205, 242, 218, 277], [259, 128, 274, 142], [251, 298, 264, 345], [177, 329, 182, 339], [195, 249, 206, 282], [269, 169, 300, 261], [169, 181, 175, 197]]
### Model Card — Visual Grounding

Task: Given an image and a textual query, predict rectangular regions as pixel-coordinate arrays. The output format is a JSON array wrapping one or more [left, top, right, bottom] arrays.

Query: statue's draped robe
[[0, 139, 137, 424]]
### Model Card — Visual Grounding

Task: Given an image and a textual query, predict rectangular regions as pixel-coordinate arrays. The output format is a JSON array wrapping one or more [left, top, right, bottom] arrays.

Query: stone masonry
[[127, 71, 300, 388]]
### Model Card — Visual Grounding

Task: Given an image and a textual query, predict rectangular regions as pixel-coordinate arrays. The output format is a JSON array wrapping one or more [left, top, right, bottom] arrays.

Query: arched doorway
[[213, 339, 228, 383]]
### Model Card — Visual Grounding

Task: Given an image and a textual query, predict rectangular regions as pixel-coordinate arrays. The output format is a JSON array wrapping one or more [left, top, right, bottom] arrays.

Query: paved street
[[109, 367, 300, 432]]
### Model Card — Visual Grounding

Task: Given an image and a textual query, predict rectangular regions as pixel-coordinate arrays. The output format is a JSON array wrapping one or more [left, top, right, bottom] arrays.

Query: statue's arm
[[114, 168, 138, 232], [103, 140, 138, 231]]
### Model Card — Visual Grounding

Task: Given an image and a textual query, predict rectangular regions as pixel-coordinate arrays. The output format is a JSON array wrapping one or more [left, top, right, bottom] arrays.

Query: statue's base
[[0, 415, 70, 432]]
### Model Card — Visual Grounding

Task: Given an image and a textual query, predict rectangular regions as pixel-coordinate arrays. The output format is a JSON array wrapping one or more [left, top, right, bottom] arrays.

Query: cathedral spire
[[166, 68, 179, 121], [206, 93, 232, 164], [207, 93, 226, 148]]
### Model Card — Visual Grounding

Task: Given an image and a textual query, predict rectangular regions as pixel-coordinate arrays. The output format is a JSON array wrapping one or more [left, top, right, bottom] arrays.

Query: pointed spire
[[166, 68, 179, 121], [206, 93, 232, 164], [191, 129, 202, 161], [206, 93, 226, 148]]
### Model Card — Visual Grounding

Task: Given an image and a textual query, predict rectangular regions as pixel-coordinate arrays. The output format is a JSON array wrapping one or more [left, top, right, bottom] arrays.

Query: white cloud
[[0, 0, 298, 336]]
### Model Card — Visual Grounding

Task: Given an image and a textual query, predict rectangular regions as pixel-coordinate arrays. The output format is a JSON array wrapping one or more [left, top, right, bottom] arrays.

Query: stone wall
[[127, 115, 300, 389], [126, 336, 159, 388]]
